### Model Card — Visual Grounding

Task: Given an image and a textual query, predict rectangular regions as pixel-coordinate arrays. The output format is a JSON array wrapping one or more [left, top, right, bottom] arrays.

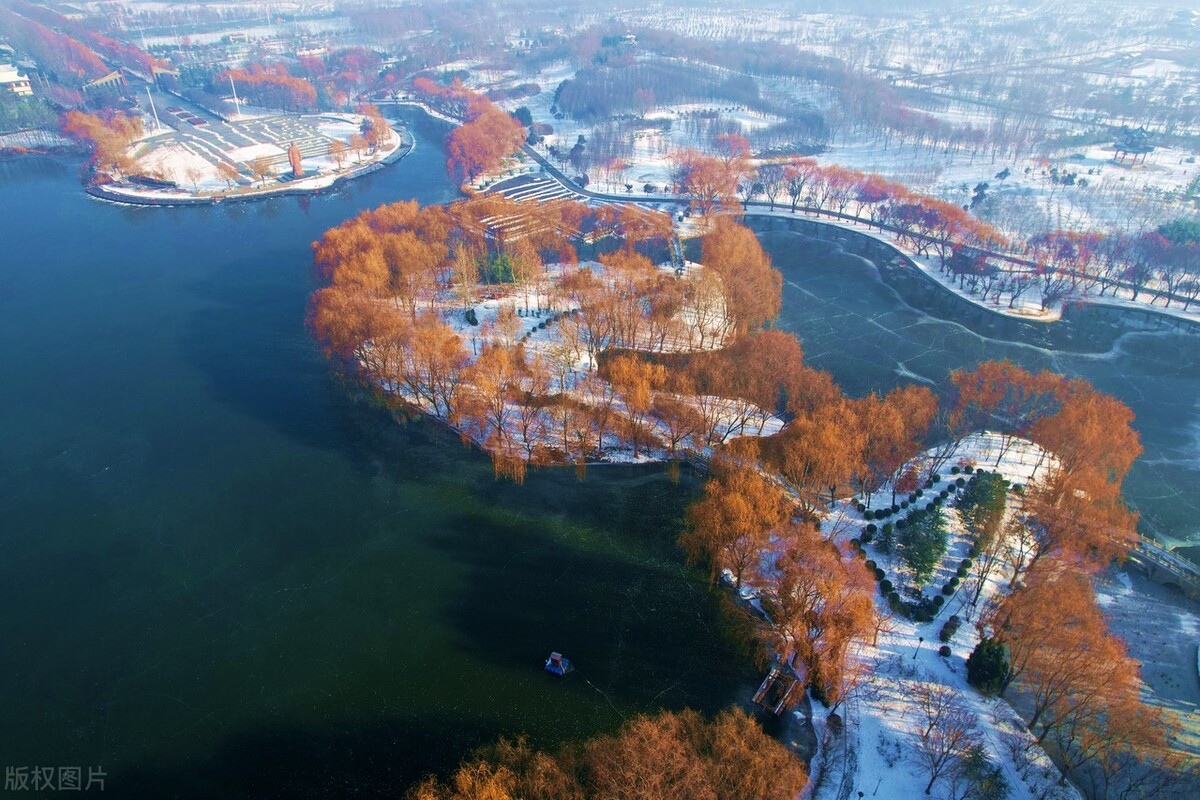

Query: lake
[[2, 112, 1196, 798], [0, 113, 755, 798]]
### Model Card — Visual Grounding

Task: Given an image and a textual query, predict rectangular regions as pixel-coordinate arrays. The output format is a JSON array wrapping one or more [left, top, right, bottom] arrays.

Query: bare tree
[[913, 682, 982, 795]]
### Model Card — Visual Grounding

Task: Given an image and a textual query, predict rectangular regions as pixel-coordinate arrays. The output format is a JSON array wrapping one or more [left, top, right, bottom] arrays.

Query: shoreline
[[743, 210, 1200, 337], [84, 127, 415, 208]]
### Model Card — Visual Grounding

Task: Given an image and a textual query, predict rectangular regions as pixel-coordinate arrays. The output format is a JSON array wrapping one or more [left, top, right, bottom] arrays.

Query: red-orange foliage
[[445, 105, 526, 182], [700, 217, 782, 334], [219, 64, 318, 111], [761, 521, 877, 704], [411, 77, 527, 182], [408, 708, 808, 800], [59, 110, 142, 173]]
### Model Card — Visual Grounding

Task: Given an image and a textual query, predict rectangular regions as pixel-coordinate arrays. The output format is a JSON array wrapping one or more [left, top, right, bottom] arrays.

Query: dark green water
[[0, 119, 753, 798], [756, 224, 1200, 550], [3, 120, 1197, 799]]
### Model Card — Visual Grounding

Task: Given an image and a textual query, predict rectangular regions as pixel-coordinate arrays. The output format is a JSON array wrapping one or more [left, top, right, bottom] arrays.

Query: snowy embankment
[[745, 206, 1200, 327], [733, 433, 1081, 800]]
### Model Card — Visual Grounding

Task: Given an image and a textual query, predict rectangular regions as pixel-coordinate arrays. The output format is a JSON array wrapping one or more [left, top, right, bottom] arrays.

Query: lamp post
[[913, 636, 924, 660]]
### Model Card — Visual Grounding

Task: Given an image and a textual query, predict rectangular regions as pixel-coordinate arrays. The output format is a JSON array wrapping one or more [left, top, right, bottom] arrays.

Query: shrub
[[939, 489, 949, 499], [942, 583, 954, 595], [874, 568, 886, 581], [968, 546, 979, 558], [880, 579, 893, 594], [865, 559, 876, 571], [961, 558, 974, 569], [900, 500, 909, 509], [932, 473, 941, 483], [932, 595, 945, 608], [967, 637, 1009, 695], [939, 645, 952, 657], [915, 489, 924, 498], [925, 479, 934, 489], [949, 576, 960, 588], [955, 477, 966, 488], [866, 523, 878, 534], [882, 522, 893, 535], [887, 591, 901, 607], [964, 465, 974, 474], [857, 503, 867, 514], [863, 509, 874, 520], [895, 519, 906, 530], [909, 493, 918, 503], [891, 504, 900, 514], [950, 466, 961, 474], [956, 566, 969, 578], [861, 530, 874, 543]]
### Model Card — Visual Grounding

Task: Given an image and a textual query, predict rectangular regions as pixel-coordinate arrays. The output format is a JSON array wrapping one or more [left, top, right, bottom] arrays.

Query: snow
[[226, 142, 285, 162], [731, 432, 1080, 799], [370, 259, 784, 464]]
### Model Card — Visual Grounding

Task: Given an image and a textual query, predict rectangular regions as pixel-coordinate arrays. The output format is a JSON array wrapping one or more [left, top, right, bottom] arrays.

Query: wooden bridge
[[752, 666, 802, 715]]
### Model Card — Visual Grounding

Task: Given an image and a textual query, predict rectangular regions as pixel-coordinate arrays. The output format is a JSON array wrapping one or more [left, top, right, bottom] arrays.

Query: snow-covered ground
[[377, 259, 784, 464], [731, 433, 1084, 799], [111, 113, 403, 200]]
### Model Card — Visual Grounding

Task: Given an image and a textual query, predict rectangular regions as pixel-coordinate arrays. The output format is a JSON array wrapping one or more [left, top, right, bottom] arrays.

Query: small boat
[[544, 651, 574, 676]]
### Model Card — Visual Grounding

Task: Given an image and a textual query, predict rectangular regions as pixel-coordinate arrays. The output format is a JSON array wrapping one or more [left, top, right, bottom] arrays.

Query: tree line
[[308, 195, 800, 481], [218, 64, 318, 113], [687, 149, 1199, 312], [410, 77, 527, 183], [408, 708, 808, 800]]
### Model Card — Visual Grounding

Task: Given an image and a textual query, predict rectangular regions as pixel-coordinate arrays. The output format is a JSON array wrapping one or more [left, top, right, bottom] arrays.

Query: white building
[[0, 64, 32, 96]]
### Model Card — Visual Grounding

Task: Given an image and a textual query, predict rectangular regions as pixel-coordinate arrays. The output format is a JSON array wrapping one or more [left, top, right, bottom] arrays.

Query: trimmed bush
[[895, 519, 906, 530], [891, 504, 900, 514], [915, 489, 924, 498], [964, 465, 974, 474], [955, 477, 966, 488], [874, 568, 885, 581], [900, 500, 909, 509], [932, 473, 941, 483], [939, 489, 950, 499], [925, 479, 934, 489], [909, 493, 918, 503], [863, 509, 874, 521], [932, 595, 945, 608], [939, 645, 952, 657], [949, 576, 960, 588], [956, 566, 969, 578], [967, 637, 1010, 695], [1012, 484, 1024, 494], [880, 579, 894, 594], [961, 558, 974, 569], [857, 503, 867, 514], [942, 583, 954, 595], [882, 522, 894, 535], [950, 466, 960, 474], [865, 559, 876, 571], [861, 530, 874, 543], [866, 523, 878, 534], [887, 591, 901, 607]]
